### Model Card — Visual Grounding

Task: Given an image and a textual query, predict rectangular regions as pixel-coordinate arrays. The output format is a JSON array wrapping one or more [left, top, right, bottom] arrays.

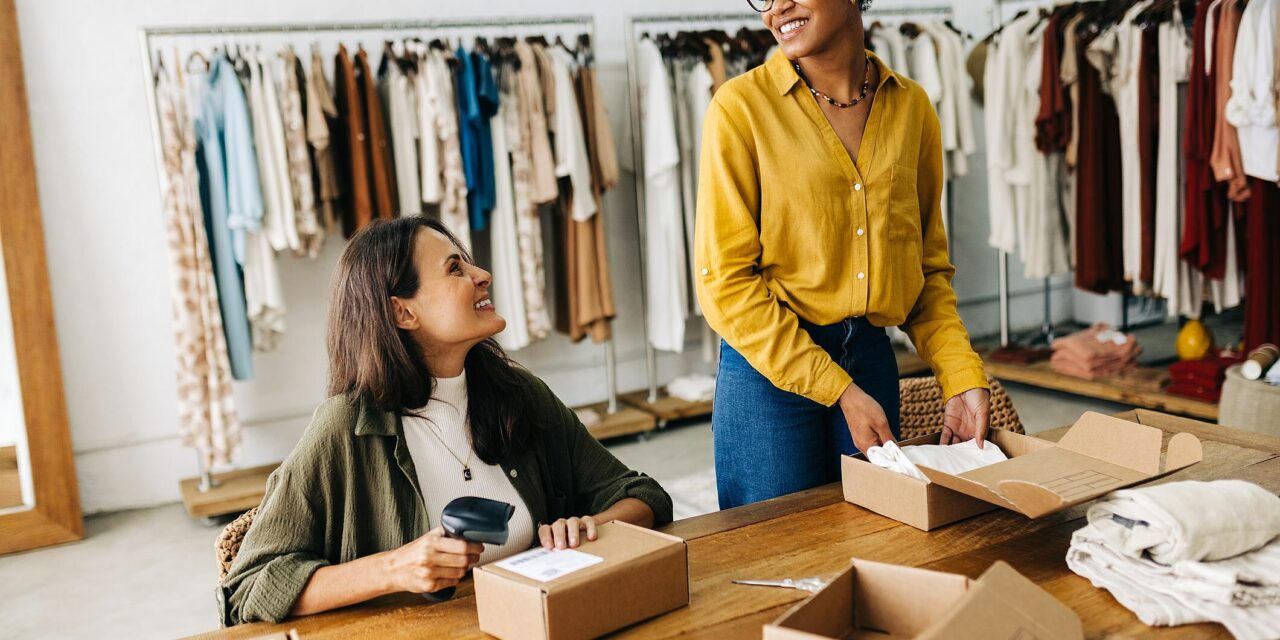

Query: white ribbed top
[[402, 372, 535, 565]]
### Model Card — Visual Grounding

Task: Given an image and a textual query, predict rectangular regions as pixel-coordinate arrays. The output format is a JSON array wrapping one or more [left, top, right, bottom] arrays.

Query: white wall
[[14, 0, 1067, 514]]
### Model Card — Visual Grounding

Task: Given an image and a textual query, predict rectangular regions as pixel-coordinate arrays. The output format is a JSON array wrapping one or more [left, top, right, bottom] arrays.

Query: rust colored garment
[[1244, 179, 1280, 350], [357, 47, 397, 220], [570, 64, 618, 343], [1035, 9, 1072, 152], [1074, 29, 1126, 294], [1181, 0, 1229, 280], [333, 45, 372, 236], [1138, 25, 1160, 285], [1209, 0, 1250, 203]]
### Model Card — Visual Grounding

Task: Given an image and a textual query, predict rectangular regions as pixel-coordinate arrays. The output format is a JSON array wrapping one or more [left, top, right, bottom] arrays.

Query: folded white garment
[[667, 374, 716, 403], [1068, 524, 1280, 639], [1087, 480, 1280, 564], [865, 439, 1009, 483]]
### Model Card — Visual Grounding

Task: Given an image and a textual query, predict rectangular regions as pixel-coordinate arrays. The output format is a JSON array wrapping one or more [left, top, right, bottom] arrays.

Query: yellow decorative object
[[1176, 320, 1215, 361]]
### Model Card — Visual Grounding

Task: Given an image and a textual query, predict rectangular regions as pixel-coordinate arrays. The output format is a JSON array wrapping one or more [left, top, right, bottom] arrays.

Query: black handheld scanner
[[423, 497, 516, 602]]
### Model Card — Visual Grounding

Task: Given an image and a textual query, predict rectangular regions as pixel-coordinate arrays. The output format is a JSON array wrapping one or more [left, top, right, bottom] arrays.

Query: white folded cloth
[[1087, 480, 1280, 564], [865, 439, 1008, 483], [1066, 481, 1280, 640], [667, 374, 716, 403]]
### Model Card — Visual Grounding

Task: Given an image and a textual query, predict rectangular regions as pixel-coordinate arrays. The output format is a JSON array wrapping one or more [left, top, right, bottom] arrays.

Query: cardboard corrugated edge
[[918, 413, 1204, 518], [918, 561, 1083, 640], [474, 565, 551, 640]]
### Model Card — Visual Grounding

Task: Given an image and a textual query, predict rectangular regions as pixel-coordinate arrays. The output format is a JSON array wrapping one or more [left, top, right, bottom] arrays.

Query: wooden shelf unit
[[179, 463, 278, 520], [983, 358, 1219, 421]]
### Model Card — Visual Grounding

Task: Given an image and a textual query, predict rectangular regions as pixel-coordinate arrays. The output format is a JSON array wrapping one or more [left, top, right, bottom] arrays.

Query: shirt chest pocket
[[887, 163, 924, 242]]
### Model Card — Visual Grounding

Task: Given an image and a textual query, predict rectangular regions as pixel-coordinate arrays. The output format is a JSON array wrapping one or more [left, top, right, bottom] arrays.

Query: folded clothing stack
[[865, 439, 1009, 483], [1050, 324, 1142, 380], [667, 374, 716, 403], [1066, 480, 1280, 640], [1168, 353, 1246, 403]]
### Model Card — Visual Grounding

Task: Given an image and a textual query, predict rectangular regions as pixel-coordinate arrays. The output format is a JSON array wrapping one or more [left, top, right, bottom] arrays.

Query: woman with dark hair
[[695, 0, 991, 508], [218, 217, 672, 625]]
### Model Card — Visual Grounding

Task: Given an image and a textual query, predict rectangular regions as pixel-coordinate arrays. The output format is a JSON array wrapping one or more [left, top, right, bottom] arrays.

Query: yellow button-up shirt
[[694, 49, 987, 407]]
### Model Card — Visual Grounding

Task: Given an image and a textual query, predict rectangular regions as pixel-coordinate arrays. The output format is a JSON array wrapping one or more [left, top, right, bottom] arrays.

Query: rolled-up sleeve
[[693, 99, 852, 407], [217, 468, 330, 626]]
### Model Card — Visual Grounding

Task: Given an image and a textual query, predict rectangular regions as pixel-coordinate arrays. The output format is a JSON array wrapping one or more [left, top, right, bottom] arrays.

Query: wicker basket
[[215, 506, 259, 582], [898, 375, 1024, 440]]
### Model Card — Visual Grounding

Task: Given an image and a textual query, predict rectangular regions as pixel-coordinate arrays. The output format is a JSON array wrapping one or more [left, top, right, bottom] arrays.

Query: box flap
[[1055, 412, 1163, 474], [850, 559, 970, 637], [919, 562, 1082, 640], [764, 564, 857, 640]]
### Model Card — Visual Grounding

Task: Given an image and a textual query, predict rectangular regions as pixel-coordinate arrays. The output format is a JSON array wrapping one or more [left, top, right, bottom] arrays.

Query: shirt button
[[858, 272, 866, 280], [701, 267, 709, 276], [853, 183, 862, 191], [856, 228, 865, 237], [509, 469, 518, 478]]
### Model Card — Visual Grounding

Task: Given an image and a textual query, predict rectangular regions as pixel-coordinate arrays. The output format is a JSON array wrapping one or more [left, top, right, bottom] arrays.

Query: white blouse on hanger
[[1227, 0, 1279, 181]]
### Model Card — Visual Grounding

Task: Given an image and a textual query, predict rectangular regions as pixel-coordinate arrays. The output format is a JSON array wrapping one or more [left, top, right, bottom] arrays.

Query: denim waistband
[[798, 317, 886, 362]]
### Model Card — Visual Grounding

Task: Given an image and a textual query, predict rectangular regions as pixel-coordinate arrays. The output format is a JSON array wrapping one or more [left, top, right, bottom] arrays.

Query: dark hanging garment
[[1137, 25, 1160, 286], [1180, 0, 1229, 280], [333, 45, 372, 236], [1073, 29, 1126, 295], [1244, 179, 1280, 350], [358, 47, 398, 220]]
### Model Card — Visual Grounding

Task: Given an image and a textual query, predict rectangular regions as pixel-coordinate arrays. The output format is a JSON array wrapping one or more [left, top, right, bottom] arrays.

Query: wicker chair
[[216, 506, 259, 582], [215, 376, 1021, 579], [898, 375, 1024, 440]]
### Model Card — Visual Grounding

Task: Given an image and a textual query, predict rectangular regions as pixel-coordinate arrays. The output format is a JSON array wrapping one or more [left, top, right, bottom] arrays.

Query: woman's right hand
[[838, 382, 896, 453], [382, 527, 483, 595]]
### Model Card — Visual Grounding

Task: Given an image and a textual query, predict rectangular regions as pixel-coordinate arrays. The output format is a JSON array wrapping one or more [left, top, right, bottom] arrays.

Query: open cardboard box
[[843, 411, 1204, 529], [764, 559, 1083, 640], [473, 521, 689, 640]]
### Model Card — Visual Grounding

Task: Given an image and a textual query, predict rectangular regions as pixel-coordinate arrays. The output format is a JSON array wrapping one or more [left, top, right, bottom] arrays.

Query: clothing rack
[[624, 13, 759, 407], [989, 0, 1059, 348], [137, 15, 644, 498]]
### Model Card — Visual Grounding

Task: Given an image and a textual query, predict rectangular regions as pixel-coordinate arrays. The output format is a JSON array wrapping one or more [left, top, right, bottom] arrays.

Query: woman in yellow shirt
[[695, 0, 991, 508]]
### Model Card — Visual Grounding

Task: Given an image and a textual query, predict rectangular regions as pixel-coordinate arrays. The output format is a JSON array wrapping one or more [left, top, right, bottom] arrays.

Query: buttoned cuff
[[938, 367, 990, 402]]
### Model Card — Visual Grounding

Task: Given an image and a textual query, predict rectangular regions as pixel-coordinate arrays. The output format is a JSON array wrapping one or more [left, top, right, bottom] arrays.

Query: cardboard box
[[764, 559, 1083, 640], [843, 411, 1204, 528], [474, 521, 689, 640]]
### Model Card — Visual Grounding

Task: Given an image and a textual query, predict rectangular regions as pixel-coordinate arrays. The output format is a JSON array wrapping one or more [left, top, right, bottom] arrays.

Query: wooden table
[[190, 418, 1280, 640], [984, 358, 1219, 421]]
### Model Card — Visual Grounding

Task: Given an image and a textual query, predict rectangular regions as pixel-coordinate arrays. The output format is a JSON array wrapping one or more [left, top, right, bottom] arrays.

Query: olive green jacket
[[217, 373, 673, 626]]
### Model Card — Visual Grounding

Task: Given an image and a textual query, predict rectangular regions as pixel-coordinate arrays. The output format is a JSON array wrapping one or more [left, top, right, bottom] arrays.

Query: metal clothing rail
[[138, 15, 610, 491]]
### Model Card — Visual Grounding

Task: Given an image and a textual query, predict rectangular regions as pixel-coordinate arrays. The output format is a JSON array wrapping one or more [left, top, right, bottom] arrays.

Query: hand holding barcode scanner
[[384, 497, 515, 603]]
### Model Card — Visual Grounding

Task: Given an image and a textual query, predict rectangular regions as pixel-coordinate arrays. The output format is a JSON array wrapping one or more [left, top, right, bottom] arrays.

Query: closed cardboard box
[[474, 521, 689, 640], [765, 559, 1083, 640], [843, 410, 1204, 529]]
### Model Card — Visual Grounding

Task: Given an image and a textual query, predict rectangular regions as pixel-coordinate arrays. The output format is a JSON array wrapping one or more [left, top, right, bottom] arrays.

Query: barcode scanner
[[423, 497, 516, 602]]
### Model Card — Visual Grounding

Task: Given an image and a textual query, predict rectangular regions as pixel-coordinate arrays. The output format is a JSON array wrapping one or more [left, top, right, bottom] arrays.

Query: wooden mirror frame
[[0, 0, 84, 555]]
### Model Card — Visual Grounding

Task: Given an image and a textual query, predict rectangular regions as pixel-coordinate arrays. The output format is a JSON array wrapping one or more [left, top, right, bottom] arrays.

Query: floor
[[0, 383, 1133, 639]]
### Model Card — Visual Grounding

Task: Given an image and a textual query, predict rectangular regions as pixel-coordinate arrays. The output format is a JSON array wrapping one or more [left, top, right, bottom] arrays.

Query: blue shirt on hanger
[[472, 49, 499, 226], [195, 54, 260, 381], [454, 47, 484, 231]]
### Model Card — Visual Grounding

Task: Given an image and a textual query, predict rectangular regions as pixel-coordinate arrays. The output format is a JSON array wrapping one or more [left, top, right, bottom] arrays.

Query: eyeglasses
[[746, 0, 774, 12]]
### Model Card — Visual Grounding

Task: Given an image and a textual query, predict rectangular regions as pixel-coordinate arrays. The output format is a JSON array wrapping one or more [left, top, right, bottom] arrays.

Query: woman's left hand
[[942, 387, 991, 448], [538, 515, 598, 550]]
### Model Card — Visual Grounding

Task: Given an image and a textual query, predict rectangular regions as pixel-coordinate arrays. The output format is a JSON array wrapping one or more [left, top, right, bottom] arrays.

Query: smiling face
[[762, 0, 864, 60], [391, 227, 506, 358]]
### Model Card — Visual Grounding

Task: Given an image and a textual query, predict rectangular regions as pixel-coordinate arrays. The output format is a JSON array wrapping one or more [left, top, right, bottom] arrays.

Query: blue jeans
[[713, 317, 901, 510]]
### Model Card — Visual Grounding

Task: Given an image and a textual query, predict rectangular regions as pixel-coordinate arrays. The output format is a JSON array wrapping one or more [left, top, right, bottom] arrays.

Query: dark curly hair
[[860, 0, 873, 9]]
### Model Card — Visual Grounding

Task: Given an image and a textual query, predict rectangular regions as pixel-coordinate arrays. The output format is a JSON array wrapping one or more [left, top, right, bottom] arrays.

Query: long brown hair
[[326, 217, 539, 464]]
